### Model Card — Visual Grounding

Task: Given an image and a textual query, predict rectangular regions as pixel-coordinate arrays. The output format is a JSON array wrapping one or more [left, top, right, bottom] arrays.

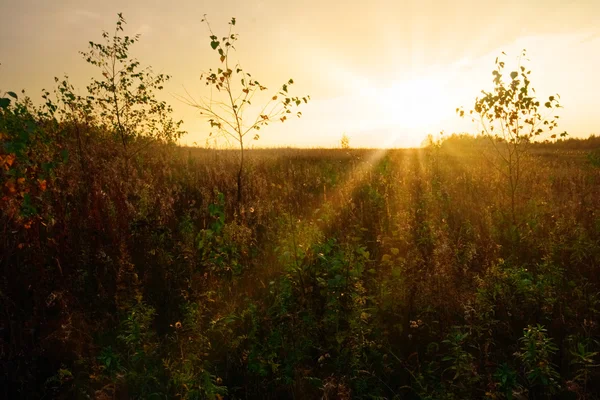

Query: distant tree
[[184, 16, 310, 207], [421, 133, 439, 148], [457, 49, 567, 225], [340, 133, 351, 149]]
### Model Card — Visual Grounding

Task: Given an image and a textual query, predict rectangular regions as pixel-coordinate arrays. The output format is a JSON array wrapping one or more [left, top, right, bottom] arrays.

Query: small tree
[[81, 13, 184, 157], [457, 49, 567, 225], [340, 133, 351, 150], [185, 16, 309, 206]]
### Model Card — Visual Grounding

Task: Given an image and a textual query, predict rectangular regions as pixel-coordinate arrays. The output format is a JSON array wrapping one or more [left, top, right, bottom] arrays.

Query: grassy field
[[2, 120, 600, 399]]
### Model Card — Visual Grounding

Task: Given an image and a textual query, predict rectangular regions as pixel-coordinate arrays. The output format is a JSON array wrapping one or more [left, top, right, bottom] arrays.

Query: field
[[2, 13, 600, 399], [2, 120, 600, 399]]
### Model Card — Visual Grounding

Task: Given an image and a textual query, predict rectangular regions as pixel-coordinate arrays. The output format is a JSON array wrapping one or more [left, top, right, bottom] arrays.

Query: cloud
[[578, 31, 600, 45], [60, 9, 102, 25], [73, 10, 102, 21], [136, 24, 152, 37]]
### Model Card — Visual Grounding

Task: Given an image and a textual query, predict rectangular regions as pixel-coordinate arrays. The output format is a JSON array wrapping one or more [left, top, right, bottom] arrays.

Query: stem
[[238, 139, 243, 206], [111, 51, 126, 153], [223, 48, 245, 208]]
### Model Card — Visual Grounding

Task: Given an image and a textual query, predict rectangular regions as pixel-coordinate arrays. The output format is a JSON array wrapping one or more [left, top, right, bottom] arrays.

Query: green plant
[[569, 338, 599, 396], [517, 324, 560, 395], [196, 191, 253, 275], [0, 90, 64, 227], [587, 148, 600, 168], [114, 300, 165, 398], [163, 301, 229, 400], [42, 365, 75, 398], [98, 346, 124, 378], [494, 363, 520, 400], [441, 328, 479, 396], [185, 16, 309, 206]]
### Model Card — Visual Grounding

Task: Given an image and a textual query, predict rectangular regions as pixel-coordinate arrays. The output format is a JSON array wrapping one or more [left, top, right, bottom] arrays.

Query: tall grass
[[2, 108, 600, 398]]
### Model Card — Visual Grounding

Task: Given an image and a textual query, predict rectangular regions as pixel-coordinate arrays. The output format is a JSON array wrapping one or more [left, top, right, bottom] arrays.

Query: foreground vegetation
[[2, 122, 600, 399], [2, 14, 600, 400]]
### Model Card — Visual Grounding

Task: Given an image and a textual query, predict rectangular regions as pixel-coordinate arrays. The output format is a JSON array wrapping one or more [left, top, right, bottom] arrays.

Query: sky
[[1, 0, 599, 148]]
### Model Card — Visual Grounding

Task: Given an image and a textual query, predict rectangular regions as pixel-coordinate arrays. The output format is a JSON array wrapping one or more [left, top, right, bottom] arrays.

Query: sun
[[347, 74, 456, 147], [377, 76, 453, 130]]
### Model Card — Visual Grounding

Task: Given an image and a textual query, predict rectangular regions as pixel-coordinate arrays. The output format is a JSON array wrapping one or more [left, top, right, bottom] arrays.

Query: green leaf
[[0, 98, 9, 108], [210, 40, 219, 50], [7, 91, 18, 99]]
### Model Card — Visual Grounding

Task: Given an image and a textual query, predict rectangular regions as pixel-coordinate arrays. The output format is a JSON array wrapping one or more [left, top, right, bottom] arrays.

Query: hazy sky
[[1, 0, 599, 147]]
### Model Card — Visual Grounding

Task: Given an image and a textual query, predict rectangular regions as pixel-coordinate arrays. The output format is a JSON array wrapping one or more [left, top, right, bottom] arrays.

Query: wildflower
[[249, 207, 254, 213], [175, 321, 182, 329]]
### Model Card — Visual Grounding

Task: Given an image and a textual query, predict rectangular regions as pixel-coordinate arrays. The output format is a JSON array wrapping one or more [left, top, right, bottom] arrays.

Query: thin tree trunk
[[237, 139, 244, 206]]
